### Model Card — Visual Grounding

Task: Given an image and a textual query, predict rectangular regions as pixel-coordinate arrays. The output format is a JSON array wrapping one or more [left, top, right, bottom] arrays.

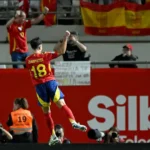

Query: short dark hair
[[109, 126, 119, 133], [70, 31, 78, 36], [55, 124, 63, 130], [14, 98, 29, 109], [30, 37, 42, 50]]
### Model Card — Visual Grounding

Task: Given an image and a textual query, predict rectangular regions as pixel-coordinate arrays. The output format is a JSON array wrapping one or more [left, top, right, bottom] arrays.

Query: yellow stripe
[[125, 10, 150, 29], [36, 93, 50, 107], [53, 87, 60, 103], [69, 118, 75, 123], [12, 38, 16, 52], [41, 0, 44, 11], [8, 33, 16, 51], [81, 6, 150, 29], [81, 7, 125, 28], [53, 15, 56, 24]]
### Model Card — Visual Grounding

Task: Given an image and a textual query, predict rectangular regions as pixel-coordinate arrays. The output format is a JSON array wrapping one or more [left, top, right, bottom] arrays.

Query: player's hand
[[15, 10, 22, 18], [64, 30, 70, 39], [43, 6, 49, 15]]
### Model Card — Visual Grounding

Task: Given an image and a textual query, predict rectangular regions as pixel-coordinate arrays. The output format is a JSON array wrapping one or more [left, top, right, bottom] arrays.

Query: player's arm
[[55, 31, 70, 56], [53, 41, 62, 52], [6, 10, 26, 29], [5, 17, 15, 29], [5, 10, 21, 29], [31, 7, 49, 25]]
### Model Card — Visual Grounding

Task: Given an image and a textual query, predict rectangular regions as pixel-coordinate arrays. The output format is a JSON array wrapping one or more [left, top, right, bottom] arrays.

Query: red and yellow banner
[[80, 0, 150, 35], [18, 0, 29, 16], [40, 0, 56, 26], [1, 69, 150, 143], [146, 0, 150, 3]]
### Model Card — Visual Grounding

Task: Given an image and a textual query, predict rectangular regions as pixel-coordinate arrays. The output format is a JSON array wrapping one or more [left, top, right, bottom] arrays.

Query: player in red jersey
[[25, 31, 87, 146], [6, 7, 49, 68]]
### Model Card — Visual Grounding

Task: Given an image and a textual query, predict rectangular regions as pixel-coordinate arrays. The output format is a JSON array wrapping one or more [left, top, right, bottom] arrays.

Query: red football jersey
[[26, 52, 59, 85], [7, 20, 32, 54]]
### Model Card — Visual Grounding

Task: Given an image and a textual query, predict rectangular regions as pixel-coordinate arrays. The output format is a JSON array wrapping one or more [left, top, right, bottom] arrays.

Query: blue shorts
[[11, 51, 30, 68], [35, 80, 64, 107]]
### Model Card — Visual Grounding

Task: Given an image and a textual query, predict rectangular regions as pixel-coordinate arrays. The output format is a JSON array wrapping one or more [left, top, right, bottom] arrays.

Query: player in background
[[6, 7, 49, 68], [25, 31, 87, 146]]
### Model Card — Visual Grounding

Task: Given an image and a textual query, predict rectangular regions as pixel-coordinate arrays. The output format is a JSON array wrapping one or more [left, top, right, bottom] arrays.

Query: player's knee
[[42, 106, 51, 114], [55, 99, 66, 108]]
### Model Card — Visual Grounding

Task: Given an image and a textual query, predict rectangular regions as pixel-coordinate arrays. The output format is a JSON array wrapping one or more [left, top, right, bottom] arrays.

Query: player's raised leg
[[56, 99, 87, 132], [48, 81, 87, 132], [35, 84, 60, 146]]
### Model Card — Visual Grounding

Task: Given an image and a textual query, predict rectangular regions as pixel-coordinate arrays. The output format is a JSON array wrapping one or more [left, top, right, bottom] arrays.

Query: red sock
[[61, 105, 76, 123], [44, 113, 55, 136]]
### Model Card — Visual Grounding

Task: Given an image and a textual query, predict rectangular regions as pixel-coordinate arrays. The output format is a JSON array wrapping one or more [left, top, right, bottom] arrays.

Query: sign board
[[54, 61, 91, 86]]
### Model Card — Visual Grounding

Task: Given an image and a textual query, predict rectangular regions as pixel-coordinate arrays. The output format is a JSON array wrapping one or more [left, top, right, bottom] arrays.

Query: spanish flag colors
[[146, 0, 150, 3], [80, 0, 150, 35], [40, 0, 56, 26]]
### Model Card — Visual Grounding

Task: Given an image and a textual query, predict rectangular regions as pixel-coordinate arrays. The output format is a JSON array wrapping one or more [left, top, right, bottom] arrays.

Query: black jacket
[[109, 54, 138, 68]]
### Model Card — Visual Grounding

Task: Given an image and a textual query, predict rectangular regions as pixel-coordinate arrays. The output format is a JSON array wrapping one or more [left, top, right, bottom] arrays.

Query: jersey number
[[31, 64, 47, 78], [18, 116, 27, 122]]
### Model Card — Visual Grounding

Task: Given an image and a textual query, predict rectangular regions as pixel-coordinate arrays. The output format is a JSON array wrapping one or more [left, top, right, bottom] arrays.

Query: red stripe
[[80, 0, 150, 12], [125, 2, 150, 11], [125, 28, 150, 35], [80, 0, 125, 12], [85, 27, 150, 36]]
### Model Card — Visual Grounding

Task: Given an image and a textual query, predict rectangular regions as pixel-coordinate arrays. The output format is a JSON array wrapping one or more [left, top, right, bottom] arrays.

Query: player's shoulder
[[7, 22, 15, 29], [26, 54, 34, 60]]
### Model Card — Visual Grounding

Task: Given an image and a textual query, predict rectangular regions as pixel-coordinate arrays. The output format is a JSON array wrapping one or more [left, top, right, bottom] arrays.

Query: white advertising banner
[[54, 61, 91, 86]]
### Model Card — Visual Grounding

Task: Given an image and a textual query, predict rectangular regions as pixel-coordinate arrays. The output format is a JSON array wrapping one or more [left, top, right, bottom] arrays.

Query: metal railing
[[0, 61, 149, 69], [0, 61, 149, 65]]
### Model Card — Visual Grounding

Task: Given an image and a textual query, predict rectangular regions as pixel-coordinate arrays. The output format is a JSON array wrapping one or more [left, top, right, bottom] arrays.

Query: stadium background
[[0, 0, 150, 145]]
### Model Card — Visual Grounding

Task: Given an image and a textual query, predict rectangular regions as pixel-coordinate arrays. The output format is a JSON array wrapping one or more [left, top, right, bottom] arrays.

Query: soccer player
[[6, 7, 49, 68], [25, 31, 87, 146]]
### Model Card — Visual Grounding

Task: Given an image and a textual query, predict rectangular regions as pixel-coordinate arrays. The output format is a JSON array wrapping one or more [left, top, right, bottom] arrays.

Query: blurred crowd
[[86, 0, 146, 4], [0, 0, 148, 25]]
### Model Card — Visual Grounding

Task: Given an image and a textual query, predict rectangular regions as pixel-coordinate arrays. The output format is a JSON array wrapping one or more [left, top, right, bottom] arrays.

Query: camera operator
[[103, 127, 123, 143], [54, 31, 90, 61], [55, 124, 71, 144], [88, 126, 124, 143], [0, 123, 13, 143]]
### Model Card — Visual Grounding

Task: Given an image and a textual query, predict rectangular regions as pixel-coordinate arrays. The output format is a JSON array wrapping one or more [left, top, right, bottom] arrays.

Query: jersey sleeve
[[24, 20, 32, 29], [46, 52, 59, 60]]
